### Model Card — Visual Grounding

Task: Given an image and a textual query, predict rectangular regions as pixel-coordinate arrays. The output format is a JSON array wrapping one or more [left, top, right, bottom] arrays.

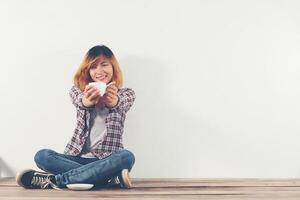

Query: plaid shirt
[[64, 85, 135, 159]]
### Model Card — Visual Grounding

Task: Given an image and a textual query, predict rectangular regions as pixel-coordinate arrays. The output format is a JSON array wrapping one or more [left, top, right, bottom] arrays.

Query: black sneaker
[[107, 169, 132, 189], [16, 169, 60, 190]]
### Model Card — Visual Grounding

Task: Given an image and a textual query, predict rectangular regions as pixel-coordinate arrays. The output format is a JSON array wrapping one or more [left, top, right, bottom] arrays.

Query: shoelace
[[112, 176, 121, 184], [31, 175, 62, 190], [109, 176, 124, 187]]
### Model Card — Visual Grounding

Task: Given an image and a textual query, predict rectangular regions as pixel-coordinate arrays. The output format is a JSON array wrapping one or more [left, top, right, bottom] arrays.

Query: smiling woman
[[89, 56, 113, 83], [74, 46, 123, 92], [15, 45, 136, 190]]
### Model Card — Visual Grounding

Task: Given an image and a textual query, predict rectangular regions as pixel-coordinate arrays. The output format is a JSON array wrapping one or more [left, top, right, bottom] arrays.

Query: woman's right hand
[[82, 85, 101, 107]]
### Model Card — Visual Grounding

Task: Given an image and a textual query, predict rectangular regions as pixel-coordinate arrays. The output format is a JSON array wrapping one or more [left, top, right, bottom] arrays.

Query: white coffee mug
[[88, 82, 107, 96]]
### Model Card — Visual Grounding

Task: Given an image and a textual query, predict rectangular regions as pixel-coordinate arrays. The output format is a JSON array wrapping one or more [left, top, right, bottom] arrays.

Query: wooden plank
[[1, 178, 300, 200], [133, 178, 300, 187], [1, 192, 300, 200], [3, 178, 300, 187], [1, 185, 300, 196]]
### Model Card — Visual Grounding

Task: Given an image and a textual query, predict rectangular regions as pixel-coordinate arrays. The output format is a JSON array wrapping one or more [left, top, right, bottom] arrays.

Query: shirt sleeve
[[69, 86, 95, 110], [111, 88, 136, 114]]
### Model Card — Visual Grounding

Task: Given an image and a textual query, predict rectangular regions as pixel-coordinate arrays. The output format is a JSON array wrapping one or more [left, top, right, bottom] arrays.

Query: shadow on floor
[[0, 157, 15, 177]]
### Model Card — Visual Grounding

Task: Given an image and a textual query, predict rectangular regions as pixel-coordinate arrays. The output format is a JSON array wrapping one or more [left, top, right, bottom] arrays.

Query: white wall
[[1, 0, 300, 178]]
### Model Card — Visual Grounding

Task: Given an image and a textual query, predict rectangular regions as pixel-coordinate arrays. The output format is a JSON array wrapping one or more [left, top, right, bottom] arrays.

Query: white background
[[0, 0, 300, 178]]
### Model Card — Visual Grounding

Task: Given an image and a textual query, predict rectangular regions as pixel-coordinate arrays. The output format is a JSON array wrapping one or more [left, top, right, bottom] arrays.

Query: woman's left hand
[[102, 82, 119, 108]]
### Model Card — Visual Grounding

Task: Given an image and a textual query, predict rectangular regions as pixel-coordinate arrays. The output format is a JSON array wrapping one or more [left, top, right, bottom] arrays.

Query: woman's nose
[[95, 65, 104, 72]]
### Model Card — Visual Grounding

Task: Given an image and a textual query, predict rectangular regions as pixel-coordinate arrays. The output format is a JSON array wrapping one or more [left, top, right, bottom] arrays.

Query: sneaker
[[108, 169, 132, 189], [16, 169, 60, 190]]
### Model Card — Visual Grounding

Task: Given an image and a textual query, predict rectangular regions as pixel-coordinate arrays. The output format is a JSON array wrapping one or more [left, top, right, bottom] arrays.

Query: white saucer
[[66, 183, 94, 191]]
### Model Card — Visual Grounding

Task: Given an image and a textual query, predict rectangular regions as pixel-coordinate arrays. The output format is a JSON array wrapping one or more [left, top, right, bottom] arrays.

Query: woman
[[16, 45, 136, 190]]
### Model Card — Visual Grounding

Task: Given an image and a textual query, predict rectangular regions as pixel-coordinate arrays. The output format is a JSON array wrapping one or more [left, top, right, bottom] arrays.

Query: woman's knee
[[119, 149, 135, 169], [34, 149, 55, 166]]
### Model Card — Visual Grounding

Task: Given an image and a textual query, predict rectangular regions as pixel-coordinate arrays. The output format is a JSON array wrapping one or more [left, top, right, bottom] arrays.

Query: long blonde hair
[[73, 45, 123, 91]]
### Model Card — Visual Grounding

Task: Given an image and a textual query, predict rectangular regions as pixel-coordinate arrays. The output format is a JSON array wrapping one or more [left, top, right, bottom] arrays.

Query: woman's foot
[[16, 169, 59, 190], [108, 169, 132, 189]]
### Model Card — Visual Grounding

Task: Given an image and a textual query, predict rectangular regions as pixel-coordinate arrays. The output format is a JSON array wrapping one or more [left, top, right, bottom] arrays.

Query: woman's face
[[89, 55, 113, 84]]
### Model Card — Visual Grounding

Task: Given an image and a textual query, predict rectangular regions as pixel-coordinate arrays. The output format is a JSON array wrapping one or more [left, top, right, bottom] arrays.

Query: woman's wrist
[[82, 98, 94, 108], [105, 97, 119, 108]]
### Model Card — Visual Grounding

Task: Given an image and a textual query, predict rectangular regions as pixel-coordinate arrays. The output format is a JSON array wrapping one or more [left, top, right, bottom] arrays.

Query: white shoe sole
[[121, 169, 132, 188]]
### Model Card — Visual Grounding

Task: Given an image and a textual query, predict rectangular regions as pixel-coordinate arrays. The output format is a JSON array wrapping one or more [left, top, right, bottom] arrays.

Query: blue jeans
[[34, 149, 135, 188]]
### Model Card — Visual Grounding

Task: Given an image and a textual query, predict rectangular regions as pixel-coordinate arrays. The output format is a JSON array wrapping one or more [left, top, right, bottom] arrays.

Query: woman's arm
[[111, 88, 136, 114], [69, 86, 95, 110]]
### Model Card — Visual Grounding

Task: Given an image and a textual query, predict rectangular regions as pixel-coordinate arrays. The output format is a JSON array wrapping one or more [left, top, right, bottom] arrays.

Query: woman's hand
[[82, 85, 101, 107], [102, 82, 119, 108]]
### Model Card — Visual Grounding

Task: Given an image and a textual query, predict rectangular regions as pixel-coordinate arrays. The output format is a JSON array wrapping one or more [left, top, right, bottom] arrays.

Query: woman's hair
[[73, 45, 123, 91]]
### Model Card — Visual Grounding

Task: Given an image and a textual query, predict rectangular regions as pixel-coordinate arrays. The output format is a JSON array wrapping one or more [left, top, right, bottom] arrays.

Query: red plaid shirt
[[64, 85, 135, 159]]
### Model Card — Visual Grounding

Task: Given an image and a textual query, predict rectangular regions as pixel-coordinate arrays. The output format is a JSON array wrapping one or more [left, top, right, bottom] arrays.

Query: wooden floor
[[1, 178, 300, 200]]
